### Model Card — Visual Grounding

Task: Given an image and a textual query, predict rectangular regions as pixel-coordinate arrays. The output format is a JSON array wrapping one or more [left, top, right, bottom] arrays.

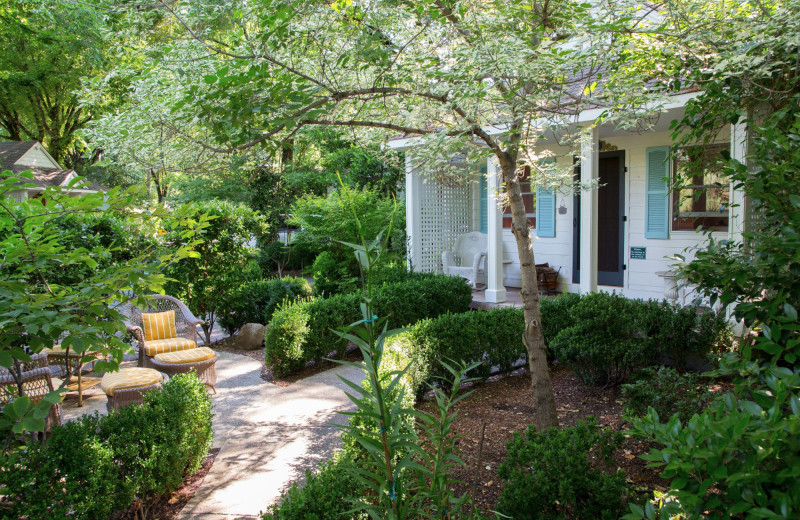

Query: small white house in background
[[389, 92, 749, 304], [0, 140, 104, 201]]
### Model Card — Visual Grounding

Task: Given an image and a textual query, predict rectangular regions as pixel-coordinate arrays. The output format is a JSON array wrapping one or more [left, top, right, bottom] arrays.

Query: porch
[[470, 287, 523, 310]]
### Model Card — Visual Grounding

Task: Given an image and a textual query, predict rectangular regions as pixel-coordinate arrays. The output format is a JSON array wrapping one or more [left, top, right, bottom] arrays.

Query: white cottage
[[0, 140, 104, 201], [390, 92, 749, 304]]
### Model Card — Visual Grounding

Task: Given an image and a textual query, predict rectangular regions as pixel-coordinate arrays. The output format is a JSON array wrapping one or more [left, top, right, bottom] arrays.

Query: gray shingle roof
[[0, 140, 39, 172]]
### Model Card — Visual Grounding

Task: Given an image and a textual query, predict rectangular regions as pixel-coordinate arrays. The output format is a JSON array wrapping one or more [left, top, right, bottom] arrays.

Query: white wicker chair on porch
[[442, 232, 488, 288]]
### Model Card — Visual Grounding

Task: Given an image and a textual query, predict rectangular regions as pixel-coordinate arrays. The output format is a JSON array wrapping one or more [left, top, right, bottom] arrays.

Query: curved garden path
[[177, 352, 364, 519]]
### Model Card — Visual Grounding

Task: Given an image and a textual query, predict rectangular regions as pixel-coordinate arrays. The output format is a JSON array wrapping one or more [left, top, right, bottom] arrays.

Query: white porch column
[[729, 122, 748, 245], [405, 153, 423, 271], [579, 126, 599, 293], [486, 157, 506, 303]]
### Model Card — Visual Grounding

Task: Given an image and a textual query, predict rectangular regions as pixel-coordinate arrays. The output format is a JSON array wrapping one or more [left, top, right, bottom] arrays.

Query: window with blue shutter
[[645, 146, 671, 239], [535, 158, 556, 237], [479, 164, 488, 233]]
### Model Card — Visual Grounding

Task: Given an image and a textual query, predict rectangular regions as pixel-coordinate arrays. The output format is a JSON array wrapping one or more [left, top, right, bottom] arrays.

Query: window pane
[[672, 144, 730, 231]]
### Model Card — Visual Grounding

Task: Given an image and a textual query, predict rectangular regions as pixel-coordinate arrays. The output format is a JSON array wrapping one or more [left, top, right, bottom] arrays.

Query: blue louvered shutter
[[536, 158, 556, 237], [536, 187, 556, 237], [645, 146, 671, 239], [479, 163, 488, 233]]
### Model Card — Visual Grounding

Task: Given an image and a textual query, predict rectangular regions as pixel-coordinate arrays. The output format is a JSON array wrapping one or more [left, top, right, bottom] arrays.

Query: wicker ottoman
[[101, 367, 168, 412], [150, 347, 219, 392]]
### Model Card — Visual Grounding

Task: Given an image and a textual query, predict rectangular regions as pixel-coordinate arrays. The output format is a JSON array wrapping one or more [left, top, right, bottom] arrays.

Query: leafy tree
[[0, 0, 125, 167], [0, 170, 204, 446], [164, 200, 268, 345], [138, 0, 670, 428]]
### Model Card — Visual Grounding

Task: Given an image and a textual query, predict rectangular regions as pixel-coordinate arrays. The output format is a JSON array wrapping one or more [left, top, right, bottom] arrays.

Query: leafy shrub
[[289, 186, 406, 295], [539, 292, 582, 362], [641, 301, 732, 369], [164, 199, 268, 344], [311, 250, 357, 295], [550, 292, 656, 386], [261, 456, 361, 520], [622, 367, 711, 423], [498, 417, 627, 520], [265, 274, 471, 377], [218, 276, 312, 334], [0, 374, 213, 520], [383, 307, 525, 398]]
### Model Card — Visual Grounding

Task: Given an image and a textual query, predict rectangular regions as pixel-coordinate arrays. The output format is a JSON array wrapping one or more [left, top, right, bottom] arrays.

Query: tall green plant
[[331, 194, 482, 518]]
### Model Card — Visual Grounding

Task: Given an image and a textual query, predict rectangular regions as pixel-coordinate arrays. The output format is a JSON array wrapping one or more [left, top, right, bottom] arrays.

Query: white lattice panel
[[419, 176, 473, 272]]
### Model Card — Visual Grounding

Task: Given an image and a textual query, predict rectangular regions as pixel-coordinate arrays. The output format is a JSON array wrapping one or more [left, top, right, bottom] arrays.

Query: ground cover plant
[[0, 374, 213, 520]]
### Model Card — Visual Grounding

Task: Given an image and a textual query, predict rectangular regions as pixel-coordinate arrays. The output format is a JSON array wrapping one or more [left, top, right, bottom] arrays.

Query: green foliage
[[0, 374, 213, 520], [539, 292, 582, 362], [219, 276, 312, 334], [384, 307, 525, 398], [311, 250, 357, 295], [46, 211, 160, 286], [0, 172, 203, 441], [640, 301, 732, 370], [290, 186, 406, 295], [0, 0, 123, 165], [261, 456, 362, 520], [498, 417, 627, 520], [264, 274, 471, 377], [164, 199, 268, 344], [249, 166, 291, 233], [549, 293, 730, 386], [622, 367, 711, 424], [549, 292, 656, 386]]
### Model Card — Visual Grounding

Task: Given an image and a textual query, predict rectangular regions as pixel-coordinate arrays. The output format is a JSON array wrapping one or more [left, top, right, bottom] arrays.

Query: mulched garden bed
[[417, 364, 670, 513]]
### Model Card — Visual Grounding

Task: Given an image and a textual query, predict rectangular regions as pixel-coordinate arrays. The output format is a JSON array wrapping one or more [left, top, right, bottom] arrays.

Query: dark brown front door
[[572, 151, 626, 286]]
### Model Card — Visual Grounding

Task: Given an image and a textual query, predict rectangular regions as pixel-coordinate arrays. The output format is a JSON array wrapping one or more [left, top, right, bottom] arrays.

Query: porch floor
[[470, 287, 524, 310]]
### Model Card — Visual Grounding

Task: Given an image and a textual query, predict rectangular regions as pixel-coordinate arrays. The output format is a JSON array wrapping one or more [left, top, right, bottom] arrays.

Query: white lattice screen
[[419, 176, 473, 272]]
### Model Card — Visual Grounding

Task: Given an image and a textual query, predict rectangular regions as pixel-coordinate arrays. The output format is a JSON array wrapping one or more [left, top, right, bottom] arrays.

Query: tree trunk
[[499, 156, 560, 430]]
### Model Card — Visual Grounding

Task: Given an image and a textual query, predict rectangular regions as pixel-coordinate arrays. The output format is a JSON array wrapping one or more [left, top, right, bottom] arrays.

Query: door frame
[[572, 150, 626, 286]]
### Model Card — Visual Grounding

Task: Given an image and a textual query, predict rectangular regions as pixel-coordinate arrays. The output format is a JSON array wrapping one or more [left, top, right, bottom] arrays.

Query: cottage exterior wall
[[501, 128, 731, 302]]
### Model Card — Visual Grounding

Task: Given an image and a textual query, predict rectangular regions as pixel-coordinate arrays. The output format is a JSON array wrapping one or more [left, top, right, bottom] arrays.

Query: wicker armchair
[[122, 295, 204, 368], [0, 353, 62, 431], [442, 232, 488, 289]]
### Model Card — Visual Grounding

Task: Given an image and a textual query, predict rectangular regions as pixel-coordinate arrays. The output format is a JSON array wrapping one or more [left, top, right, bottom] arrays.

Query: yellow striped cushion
[[101, 367, 163, 396], [154, 347, 215, 365], [143, 338, 196, 357], [141, 311, 177, 341]]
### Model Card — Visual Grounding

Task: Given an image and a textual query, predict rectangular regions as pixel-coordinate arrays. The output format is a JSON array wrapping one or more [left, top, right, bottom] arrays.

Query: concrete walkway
[[177, 354, 364, 520]]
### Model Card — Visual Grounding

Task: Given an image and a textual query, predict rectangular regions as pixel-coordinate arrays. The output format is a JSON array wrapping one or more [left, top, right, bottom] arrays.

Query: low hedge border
[[1, 374, 213, 520], [264, 274, 472, 377]]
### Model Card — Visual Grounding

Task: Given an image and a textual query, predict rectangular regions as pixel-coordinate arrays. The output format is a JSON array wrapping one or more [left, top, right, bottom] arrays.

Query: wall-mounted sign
[[630, 247, 646, 260]]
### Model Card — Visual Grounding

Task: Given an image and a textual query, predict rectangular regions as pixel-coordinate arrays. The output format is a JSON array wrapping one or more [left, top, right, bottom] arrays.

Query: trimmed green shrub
[[498, 417, 627, 520], [540, 292, 582, 362], [0, 374, 213, 520], [383, 307, 525, 398], [549, 292, 654, 386], [219, 276, 313, 334], [641, 301, 732, 369], [622, 367, 712, 423], [265, 274, 472, 377], [261, 456, 361, 520]]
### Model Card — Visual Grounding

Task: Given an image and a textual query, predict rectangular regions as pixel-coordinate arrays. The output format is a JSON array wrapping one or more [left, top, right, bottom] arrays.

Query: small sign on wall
[[630, 247, 646, 260]]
